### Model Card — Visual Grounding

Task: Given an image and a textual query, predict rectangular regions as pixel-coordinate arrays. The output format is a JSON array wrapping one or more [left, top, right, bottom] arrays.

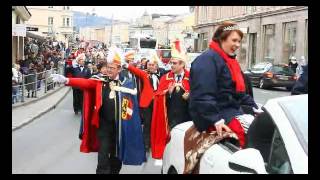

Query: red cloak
[[127, 65, 154, 108], [66, 78, 103, 153], [151, 69, 190, 159]]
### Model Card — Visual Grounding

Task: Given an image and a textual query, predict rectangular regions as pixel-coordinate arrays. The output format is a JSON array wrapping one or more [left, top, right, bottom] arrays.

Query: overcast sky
[[72, 6, 190, 21]]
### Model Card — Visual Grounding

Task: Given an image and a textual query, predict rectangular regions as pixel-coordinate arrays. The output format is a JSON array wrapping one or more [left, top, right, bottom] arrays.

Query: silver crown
[[223, 25, 239, 31]]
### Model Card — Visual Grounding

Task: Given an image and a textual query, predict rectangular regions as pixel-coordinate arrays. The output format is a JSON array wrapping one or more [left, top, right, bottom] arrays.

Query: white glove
[[253, 106, 264, 114], [51, 74, 68, 84], [122, 61, 129, 69]]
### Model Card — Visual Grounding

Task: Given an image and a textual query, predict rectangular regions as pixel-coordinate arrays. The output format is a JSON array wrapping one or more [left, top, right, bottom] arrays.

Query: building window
[[305, 19, 308, 62], [67, 18, 70, 27], [252, 6, 257, 12], [282, 21, 297, 63], [238, 33, 247, 68], [200, 32, 208, 51], [48, 6, 53, 8], [16, 15, 20, 24], [48, 17, 54, 25], [263, 24, 276, 62]]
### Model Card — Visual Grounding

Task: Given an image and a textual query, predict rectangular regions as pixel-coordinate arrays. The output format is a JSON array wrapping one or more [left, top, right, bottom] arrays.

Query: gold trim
[[166, 73, 174, 80], [163, 95, 170, 135]]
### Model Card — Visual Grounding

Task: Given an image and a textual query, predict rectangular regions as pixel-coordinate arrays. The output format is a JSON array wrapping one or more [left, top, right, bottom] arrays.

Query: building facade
[[79, 21, 130, 48], [25, 6, 73, 46], [12, 6, 31, 64], [152, 16, 171, 47], [193, 6, 308, 69], [167, 13, 195, 50]]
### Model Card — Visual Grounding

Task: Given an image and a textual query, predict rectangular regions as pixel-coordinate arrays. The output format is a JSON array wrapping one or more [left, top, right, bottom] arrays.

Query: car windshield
[[272, 66, 295, 75], [278, 95, 308, 154], [162, 51, 171, 58], [140, 38, 157, 49], [252, 63, 270, 71]]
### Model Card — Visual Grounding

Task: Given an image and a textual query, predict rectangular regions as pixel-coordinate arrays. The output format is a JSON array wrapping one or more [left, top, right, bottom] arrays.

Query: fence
[[12, 66, 65, 105]]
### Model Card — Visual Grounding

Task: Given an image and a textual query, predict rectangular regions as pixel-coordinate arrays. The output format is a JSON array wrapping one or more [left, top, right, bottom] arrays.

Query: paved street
[[12, 92, 162, 174], [252, 87, 291, 105]]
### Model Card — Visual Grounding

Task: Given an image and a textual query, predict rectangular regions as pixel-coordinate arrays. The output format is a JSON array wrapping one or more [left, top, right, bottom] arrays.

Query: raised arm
[[66, 78, 97, 90], [127, 65, 148, 79]]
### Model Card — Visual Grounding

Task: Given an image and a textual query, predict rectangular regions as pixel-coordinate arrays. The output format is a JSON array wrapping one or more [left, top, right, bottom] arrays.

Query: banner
[[12, 24, 26, 37]]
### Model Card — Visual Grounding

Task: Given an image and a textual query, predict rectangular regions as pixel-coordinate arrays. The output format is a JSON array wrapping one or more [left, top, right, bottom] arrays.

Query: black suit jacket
[[72, 66, 91, 79]]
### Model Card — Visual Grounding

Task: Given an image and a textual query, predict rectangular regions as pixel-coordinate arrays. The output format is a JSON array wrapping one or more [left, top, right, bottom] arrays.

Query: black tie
[[177, 74, 181, 82]]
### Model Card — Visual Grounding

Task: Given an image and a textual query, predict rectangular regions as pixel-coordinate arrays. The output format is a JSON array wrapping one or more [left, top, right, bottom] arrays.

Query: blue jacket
[[189, 49, 257, 132], [291, 65, 308, 95]]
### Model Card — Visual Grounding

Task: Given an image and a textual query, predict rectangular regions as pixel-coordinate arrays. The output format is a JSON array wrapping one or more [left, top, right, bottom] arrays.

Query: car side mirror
[[244, 69, 251, 74], [228, 148, 267, 174]]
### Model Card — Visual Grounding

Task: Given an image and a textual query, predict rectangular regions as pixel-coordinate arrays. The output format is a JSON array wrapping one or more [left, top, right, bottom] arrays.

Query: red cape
[[151, 70, 190, 159], [67, 78, 102, 153]]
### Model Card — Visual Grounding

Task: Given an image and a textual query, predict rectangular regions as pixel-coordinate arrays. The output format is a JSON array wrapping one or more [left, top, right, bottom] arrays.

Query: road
[[252, 87, 291, 105], [12, 87, 290, 174]]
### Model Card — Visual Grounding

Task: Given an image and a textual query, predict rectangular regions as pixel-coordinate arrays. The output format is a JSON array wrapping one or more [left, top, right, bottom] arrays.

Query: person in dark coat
[[288, 56, 298, 74], [291, 64, 308, 95], [189, 21, 259, 148], [25, 63, 37, 98], [71, 54, 91, 114]]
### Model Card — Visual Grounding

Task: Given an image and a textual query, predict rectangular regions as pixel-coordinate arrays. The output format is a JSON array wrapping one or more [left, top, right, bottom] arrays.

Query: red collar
[[209, 41, 245, 93]]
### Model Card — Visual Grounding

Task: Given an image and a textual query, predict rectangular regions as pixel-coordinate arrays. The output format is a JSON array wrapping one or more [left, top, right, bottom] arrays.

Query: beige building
[[167, 13, 195, 49], [12, 6, 31, 64], [152, 16, 171, 46], [193, 6, 308, 69], [25, 6, 73, 46], [79, 21, 130, 47]]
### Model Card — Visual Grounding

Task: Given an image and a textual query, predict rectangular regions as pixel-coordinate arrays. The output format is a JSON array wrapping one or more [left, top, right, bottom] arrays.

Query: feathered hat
[[148, 51, 160, 64], [124, 50, 135, 62], [107, 47, 123, 66], [76, 53, 86, 62], [170, 36, 186, 63]]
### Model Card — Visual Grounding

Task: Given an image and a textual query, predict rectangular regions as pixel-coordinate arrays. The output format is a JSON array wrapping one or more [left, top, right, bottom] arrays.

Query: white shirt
[[151, 74, 159, 91]]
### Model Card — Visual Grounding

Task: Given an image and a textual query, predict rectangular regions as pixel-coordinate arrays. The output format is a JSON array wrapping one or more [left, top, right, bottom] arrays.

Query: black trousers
[[72, 88, 83, 113], [96, 122, 122, 174], [140, 101, 153, 151]]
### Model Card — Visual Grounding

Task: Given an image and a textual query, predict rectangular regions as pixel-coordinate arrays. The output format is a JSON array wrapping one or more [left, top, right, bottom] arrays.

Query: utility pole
[[109, 14, 113, 47]]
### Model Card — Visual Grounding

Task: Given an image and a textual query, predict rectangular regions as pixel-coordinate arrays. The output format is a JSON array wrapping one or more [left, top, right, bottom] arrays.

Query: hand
[[168, 82, 175, 94], [215, 120, 231, 137], [121, 61, 129, 69], [51, 74, 68, 84], [182, 92, 190, 100]]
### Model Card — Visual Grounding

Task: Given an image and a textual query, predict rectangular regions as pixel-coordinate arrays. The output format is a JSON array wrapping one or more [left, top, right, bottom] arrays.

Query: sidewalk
[[12, 81, 63, 109], [12, 86, 71, 131]]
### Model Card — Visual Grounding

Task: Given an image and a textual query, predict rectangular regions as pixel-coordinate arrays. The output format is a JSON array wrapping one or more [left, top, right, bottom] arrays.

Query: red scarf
[[209, 41, 245, 93]]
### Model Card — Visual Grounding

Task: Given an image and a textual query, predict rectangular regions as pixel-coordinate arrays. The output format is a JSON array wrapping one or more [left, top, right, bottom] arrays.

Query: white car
[[162, 95, 308, 174]]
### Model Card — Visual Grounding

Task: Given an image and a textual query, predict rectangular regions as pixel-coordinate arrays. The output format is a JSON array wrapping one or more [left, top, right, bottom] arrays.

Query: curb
[[12, 85, 66, 109], [12, 87, 71, 132]]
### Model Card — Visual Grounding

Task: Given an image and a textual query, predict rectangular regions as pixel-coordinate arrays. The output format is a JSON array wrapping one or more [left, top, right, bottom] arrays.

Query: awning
[[26, 31, 46, 42]]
